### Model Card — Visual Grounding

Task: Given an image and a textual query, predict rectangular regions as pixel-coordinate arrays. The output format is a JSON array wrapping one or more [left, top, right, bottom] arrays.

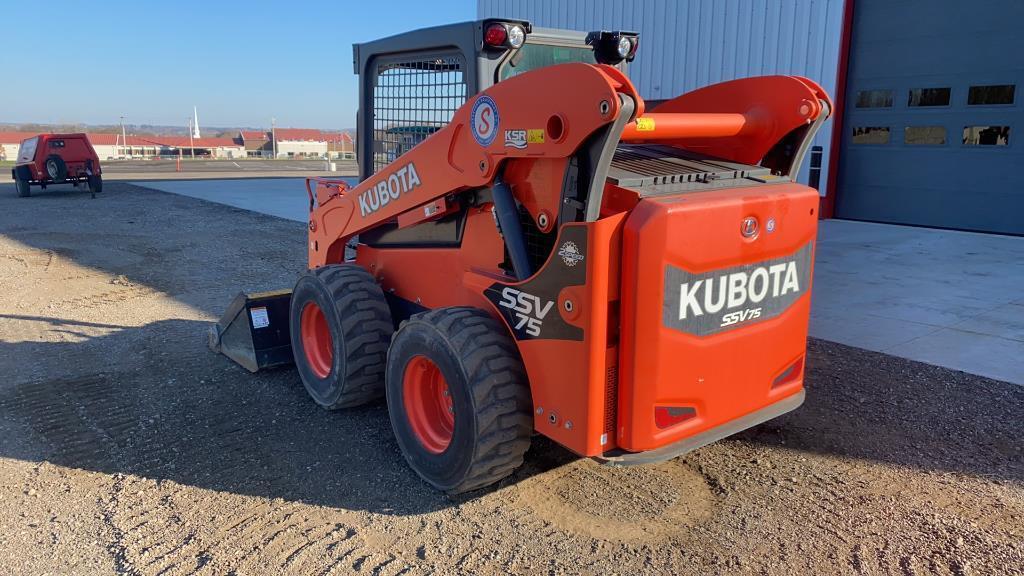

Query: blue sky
[[0, 1, 475, 130]]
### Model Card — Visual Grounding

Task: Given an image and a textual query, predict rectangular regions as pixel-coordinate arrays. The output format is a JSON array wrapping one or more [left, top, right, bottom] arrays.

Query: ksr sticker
[[504, 128, 545, 149], [635, 117, 656, 131], [471, 95, 499, 146]]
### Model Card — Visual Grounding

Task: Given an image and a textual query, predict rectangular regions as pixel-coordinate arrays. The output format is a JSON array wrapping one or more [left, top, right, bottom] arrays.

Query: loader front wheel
[[289, 264, 394, 409], [386, 307, 533, 494]]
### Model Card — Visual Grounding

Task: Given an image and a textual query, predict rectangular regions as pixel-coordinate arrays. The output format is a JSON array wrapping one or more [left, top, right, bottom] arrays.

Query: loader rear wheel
[[386, 307, 533, 494], [289, 264, 394, 409]]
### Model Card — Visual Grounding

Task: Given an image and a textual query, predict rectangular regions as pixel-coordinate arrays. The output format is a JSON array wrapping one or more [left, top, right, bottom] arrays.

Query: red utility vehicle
[[12, 133, 103, 198]]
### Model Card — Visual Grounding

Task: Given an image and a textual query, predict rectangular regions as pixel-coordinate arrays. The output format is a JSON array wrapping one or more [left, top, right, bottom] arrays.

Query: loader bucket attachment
[[208, 289, 294, 372]]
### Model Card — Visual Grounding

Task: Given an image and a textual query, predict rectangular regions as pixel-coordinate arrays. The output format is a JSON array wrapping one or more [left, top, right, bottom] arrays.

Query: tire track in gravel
[[0, 376, 139, 469], [104, 480, 414, 576]]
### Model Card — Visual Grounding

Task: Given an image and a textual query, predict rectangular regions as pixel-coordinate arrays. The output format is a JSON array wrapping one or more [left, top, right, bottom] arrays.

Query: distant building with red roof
[[270, 128, 355, 159], [0, 128, 354, 161], [0, 131, 245, 160]]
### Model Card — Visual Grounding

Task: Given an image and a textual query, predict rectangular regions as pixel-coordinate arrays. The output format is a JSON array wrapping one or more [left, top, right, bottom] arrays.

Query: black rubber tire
[[386, 307, 533, 494], [44, 155, 67, 182], [289, 264, 394, 409], [15, 176, 30, 197], [87, 175, 103, 195]]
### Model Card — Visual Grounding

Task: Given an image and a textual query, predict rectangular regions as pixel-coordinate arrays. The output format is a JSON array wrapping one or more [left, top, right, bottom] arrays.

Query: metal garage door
[[836, 0, 1024, 235]]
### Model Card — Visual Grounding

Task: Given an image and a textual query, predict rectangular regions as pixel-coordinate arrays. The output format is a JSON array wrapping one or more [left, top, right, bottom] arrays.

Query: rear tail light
[[484, 23, 508, 47], [772, 356, 805, 388], [483, 21, 530, 49], [655, 406, 696, 429]]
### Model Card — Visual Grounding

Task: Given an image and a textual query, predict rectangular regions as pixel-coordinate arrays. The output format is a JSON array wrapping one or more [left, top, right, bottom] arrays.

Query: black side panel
[[484, 225, 587, 341], [359, 208, 467, 248], [383, 292, 430, 327]]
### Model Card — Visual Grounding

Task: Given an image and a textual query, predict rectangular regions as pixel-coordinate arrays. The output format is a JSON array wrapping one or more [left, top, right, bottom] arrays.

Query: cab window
[[499, 43, 597, 81], [17, 137, 39, 163]]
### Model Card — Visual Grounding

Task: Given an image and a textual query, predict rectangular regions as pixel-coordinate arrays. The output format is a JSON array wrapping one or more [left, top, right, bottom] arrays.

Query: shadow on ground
[[741, 337, 1024, 483], [0, 314, 579, 516]]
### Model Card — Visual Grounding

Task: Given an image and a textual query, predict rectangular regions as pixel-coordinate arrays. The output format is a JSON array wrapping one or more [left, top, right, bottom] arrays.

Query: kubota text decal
[[358, 162, 422, 217], [663, 242, 813, 336]]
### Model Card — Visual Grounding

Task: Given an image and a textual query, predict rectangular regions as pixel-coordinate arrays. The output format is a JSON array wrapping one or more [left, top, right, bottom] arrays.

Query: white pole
[[188, 116, 195, 159], [271, 118, 277, 160], [120, 115, 128, 158]]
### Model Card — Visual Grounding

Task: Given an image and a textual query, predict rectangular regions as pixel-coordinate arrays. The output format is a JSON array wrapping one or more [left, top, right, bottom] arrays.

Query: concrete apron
[[811, 219, 1024, 385]]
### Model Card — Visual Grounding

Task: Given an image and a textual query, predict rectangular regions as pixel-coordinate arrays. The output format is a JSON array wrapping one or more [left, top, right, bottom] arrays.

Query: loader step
[[608, 144, 778, 195]]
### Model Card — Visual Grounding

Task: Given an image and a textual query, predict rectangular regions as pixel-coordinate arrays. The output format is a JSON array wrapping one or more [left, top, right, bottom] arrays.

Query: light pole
[[120, 115, 128, 158], [271, 117, 277, 160], [188, 116, 195, 159]]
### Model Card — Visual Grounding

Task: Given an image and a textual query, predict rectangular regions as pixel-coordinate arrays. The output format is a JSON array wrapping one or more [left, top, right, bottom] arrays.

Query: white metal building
[[271, 129, 355, 159]]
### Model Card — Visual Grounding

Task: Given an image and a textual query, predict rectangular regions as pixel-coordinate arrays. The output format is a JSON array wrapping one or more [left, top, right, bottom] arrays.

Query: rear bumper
[[596, 389, 805, 466]]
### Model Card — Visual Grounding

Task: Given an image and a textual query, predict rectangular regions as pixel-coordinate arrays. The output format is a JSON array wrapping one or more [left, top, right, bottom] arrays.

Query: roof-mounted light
[[507, 24, 525, 48], [616, 36, 632, 59], [588, 30, 640, 65]]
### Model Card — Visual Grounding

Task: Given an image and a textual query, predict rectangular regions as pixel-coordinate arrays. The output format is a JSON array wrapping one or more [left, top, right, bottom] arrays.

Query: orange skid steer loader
[[209, 20, 831, 493]]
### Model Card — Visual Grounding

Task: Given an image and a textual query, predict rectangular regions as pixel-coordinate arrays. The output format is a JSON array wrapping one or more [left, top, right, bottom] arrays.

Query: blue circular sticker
[[470, 95, 499, 146]]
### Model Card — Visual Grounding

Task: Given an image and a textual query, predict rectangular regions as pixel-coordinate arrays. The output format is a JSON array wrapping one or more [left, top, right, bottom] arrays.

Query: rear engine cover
[[617, 183, 819, 452]]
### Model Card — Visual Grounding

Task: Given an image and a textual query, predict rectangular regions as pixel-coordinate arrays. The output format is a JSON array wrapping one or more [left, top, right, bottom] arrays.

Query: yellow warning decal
[[635, 117, 656, 131], [527, 129, 545, 144]]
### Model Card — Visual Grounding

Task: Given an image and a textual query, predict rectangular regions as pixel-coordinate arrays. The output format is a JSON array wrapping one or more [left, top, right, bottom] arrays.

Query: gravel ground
[[0, 181, 1021, 575]]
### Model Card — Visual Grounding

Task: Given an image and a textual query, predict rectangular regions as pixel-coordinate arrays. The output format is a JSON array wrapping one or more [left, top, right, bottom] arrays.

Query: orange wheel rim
[[402, 355, 454, 454], [300, 302, 333, 378]]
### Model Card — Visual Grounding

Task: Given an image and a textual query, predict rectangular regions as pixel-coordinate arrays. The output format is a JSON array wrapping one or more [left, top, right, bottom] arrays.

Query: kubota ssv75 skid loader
[[210, 19, 831, 493]]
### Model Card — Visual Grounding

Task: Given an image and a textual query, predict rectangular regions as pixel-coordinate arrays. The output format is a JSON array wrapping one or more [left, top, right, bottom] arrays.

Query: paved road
[[103, 158, 358, 174], [0, 159, 359, 183], [134, 177, 358, 222]]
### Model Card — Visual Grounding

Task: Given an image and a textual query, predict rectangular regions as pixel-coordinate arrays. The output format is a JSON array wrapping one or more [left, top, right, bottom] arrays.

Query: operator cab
[[489, 23, 638, 83], [352, 19, 637, 180]]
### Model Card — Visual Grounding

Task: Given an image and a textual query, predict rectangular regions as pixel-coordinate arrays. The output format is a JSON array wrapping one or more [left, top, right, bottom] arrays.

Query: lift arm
[[305, 65, 832, 269]]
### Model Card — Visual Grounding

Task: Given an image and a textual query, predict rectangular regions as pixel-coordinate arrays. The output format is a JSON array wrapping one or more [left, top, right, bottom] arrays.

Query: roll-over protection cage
[[351, 19, 632, 181]]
